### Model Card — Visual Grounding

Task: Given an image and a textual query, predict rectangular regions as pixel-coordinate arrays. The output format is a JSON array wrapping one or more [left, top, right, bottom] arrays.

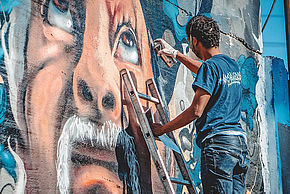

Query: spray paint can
[[154, 42, 177, 68]]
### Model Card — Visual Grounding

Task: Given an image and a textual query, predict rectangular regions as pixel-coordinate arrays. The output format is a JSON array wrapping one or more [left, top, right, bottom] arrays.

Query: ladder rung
[[170, 177, 190, 185], [137, 92, 160, 104]]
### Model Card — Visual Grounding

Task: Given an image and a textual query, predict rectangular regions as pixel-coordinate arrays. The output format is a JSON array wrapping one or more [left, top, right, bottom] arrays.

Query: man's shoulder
[[209, 54, 234, 62], [207, 54, 238, 69]]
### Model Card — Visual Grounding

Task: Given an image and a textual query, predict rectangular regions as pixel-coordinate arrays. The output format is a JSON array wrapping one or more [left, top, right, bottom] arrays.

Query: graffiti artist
[[153, 15, 250, 193]]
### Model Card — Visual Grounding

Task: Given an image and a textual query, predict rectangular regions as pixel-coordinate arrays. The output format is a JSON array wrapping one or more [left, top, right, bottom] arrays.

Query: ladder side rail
[[120, 69, 175, 194], [146, 79, 198, 194]]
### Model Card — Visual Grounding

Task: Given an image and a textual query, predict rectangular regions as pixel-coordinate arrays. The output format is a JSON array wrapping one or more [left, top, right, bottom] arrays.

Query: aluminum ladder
[[120, 68, 197, 194]]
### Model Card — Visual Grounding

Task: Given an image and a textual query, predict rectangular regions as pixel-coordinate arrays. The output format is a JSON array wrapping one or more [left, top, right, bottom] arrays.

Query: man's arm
[[176, 51, 202, 74], [152, 87, 211, 136]]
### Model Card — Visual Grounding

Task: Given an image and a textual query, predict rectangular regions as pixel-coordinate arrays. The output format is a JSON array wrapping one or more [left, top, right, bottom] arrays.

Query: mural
[[0, 0, 264, 193]]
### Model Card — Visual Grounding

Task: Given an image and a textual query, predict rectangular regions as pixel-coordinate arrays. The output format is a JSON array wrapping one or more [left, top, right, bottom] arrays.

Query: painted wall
[[0, 0, 280, 193], [271, 57, 289, 193]]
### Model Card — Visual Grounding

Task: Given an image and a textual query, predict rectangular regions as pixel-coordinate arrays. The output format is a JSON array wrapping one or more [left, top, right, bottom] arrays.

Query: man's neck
[[202, 47, 221, 61]]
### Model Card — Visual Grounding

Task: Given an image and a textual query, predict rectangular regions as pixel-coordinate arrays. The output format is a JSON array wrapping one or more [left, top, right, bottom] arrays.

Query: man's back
[[192, 54, 245, 147]]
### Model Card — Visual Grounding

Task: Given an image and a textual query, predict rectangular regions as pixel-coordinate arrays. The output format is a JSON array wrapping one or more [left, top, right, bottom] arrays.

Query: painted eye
[[47, 0, 73, 33], [116, 29, 139, 65]]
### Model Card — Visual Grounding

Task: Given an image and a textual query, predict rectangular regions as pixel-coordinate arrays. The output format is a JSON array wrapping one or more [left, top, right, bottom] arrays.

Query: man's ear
[[192, 37, 198, 47]]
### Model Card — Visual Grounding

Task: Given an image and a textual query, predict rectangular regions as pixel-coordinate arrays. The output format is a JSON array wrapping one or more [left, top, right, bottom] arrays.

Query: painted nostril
[[102, 92, 115, 110], [78, 79, 93, 102]]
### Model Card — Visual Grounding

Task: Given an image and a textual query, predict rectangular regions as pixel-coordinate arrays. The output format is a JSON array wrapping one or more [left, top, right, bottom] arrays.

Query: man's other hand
[[154, 38, 178, 58], [150, 122, 165, 137]]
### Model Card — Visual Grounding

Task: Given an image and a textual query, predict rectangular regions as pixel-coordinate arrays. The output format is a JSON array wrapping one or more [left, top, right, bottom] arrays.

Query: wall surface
[[272, 57, 289, 193], [278, 123, 290, 193], [0, 0, 280, 193]]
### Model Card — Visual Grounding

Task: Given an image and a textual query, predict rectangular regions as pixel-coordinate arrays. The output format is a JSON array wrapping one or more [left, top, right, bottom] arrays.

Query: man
[[153, 15, 249, 193], [1, 0, 164, 193]]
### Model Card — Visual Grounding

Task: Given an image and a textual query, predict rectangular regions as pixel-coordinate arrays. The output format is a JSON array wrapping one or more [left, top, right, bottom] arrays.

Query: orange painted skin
[[18, 0, 155, 193]]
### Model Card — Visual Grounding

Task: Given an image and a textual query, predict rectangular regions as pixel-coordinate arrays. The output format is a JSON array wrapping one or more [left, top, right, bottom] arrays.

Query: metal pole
[[284, 0, 290, 111]]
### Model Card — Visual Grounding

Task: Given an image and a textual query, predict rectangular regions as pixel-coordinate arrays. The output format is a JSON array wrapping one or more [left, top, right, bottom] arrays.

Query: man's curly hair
[[186, 15, 220, 48]]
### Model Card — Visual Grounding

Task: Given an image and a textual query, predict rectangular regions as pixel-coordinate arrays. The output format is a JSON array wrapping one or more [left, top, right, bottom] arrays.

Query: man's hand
[[154, 38, 178, 58], [150, 122, 165, 137]]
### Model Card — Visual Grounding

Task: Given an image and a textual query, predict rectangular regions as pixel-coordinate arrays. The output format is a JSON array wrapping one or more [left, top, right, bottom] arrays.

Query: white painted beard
[[56, 115, 122, 194]]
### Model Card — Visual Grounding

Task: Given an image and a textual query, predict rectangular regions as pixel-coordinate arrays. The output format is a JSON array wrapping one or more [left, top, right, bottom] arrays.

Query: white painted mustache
[[56, 115, 121, 194]]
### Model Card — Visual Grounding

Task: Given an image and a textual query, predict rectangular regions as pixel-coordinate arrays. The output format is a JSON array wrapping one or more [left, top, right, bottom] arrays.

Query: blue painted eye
[[117, 30, 139, 65], [47, 0, 73, 33]]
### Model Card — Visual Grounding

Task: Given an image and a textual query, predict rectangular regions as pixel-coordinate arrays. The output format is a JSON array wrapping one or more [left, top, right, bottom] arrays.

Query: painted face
[[12, 0, 153, 193]]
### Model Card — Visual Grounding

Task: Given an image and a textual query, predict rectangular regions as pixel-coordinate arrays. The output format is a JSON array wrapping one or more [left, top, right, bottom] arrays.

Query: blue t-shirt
[[192, 54, 245, 147]]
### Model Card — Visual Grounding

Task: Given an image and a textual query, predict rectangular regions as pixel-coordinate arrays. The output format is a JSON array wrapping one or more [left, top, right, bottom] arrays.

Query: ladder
[[120, 68, 197, 194]]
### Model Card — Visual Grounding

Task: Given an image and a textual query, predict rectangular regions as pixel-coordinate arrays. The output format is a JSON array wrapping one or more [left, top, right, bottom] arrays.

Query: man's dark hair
[[186, 15, 220, 48]]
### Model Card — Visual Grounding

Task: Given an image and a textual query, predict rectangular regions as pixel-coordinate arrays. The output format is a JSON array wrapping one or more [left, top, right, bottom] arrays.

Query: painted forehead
[[38, 0, 150, 68], [106, 0, 138, 32], [40, 0, 138, 26], [40, 0, 139, 24], [40, 0, 143, 48]]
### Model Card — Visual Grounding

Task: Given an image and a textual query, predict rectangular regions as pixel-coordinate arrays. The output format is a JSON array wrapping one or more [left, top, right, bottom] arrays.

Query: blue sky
[[261, 0, 288, 71]]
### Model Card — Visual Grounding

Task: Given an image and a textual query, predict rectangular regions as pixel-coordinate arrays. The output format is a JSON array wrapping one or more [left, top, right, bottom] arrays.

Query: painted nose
[[72, 17, 122, 125], [71, 39, 122, 124], [74, 75, 119, 123], [78, 79, 93, 102], [78, 79, 116, 110], [101, 91, 116, 110]]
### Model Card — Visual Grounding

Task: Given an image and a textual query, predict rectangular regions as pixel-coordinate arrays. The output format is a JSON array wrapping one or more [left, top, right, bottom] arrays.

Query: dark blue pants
[[201, 135, 250, 194]]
